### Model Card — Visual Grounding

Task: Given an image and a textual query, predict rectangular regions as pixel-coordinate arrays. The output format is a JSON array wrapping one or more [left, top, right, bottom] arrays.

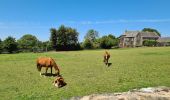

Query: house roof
[[123, 30, 160, 38], [123, 31, 139, 37], [157, 37, 170, 42], [140, 31, 160, 37]]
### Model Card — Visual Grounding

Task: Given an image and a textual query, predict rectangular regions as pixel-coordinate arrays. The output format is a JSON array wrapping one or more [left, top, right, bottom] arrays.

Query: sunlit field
[[0, 47, 170, 100]]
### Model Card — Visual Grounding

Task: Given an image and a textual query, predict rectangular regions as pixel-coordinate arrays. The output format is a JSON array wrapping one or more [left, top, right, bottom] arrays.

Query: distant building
[[119, 30, 160, 48], [157, 37, 170, 46]]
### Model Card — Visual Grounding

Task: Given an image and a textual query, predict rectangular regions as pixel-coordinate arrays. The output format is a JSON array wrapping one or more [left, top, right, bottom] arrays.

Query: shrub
[[83, 39, 93, 49], [0, 39, 3, 53], [143, 40, 157, 46], [99, 36, 114, 49], [3, 36, 18, 53]]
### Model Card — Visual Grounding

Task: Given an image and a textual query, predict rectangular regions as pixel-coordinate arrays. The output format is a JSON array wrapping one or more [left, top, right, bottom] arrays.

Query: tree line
[[0, 25, 119, 53], [0, 25, 160, 54], [0, 34, 52, 54]]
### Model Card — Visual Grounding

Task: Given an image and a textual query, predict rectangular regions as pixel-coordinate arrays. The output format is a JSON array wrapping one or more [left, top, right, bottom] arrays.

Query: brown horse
[[103, 51, 110, 65], [36, 57, 60, 76]]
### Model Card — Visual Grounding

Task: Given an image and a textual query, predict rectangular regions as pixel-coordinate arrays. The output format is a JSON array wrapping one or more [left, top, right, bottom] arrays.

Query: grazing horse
[[36, 57, 60, 76], [103, 51, 110, 66], [53, 75, 67, 88]]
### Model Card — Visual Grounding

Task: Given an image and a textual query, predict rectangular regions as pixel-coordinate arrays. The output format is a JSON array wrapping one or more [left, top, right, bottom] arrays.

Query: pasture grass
[[0, 47, 170, 100]]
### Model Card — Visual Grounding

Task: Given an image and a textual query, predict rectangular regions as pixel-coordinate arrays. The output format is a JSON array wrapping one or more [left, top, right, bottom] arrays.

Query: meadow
[[0, 47, 170, 100]]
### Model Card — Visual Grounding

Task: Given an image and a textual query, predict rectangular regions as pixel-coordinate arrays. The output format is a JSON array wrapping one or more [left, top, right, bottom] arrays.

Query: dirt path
[[70, 86, 170, 100]]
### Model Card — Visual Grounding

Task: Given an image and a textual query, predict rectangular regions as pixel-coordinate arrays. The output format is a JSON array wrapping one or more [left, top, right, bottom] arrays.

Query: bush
[[99, 34, 119, 49], [17, 34, 38, 52], [143, 40, 157, 46], [99, 36, 114, 49], [3, 36, 18, 53], [67, 43, 83, 50], [83, 39, 93, 49], [0, 39, 3, 54]]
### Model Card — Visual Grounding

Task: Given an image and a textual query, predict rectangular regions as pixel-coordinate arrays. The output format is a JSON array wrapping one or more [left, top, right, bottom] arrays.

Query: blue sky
[[0, 0, 170, 42]]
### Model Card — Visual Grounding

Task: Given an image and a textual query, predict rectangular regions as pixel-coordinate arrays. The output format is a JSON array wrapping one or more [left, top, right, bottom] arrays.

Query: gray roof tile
[[123, 30, 160, 38], [124, 31, 139, 37]]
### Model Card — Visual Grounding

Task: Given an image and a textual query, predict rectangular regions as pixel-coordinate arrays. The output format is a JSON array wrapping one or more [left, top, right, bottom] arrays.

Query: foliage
[[17, 34, 38, 52], [83, 38, 93, 49], [0, 39, 3, 53], [83, 29, 99, 49], [142, 28, 161, 36], [50, 25, 81, 51], [143, 40, 157, 47], [93, 38, 101, 49], [100, 36, 114, 49], [99, 34, 118, 49], [84, 29, 99, 42], [50, 28, 57, 49], [3, 36, 18, 53], [42, 41, 53, 51], [108, 34, 116, 39]]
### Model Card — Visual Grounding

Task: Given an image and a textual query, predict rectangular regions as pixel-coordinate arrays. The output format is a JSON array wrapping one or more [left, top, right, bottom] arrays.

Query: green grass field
[[0, 47, 170, 100]]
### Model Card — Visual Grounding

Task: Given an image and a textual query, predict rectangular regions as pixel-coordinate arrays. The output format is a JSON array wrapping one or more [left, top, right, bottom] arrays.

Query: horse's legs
[[45, 67, 48, 75], [51, 66, 52, 74], [39, 66, 42, 76], [104, 59, 107, 65], [56, 70, 60, 76]]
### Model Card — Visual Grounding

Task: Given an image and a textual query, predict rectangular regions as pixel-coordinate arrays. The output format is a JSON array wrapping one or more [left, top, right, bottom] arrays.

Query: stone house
[[157, 37, 170, 46], [119, 30, 160, 47]]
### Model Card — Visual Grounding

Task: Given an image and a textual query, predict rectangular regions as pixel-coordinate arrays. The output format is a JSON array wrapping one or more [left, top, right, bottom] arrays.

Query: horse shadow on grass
[[107, 63, 112, 67], [41, 73, 58, 77]]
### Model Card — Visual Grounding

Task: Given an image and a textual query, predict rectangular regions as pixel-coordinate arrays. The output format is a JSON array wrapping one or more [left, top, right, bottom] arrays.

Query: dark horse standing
[[36, 57, 60, 76], [103, 51, 110, 66]]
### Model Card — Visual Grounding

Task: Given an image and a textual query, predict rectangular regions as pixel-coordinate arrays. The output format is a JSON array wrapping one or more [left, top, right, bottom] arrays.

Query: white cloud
[[1, 19, 170, 29], [66, 19, 170, 25], [0, 22, 50, 29]]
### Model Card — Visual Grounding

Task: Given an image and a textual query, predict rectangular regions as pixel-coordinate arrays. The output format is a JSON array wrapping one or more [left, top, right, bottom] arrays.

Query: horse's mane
[[50, 58, 57, 66], [50, 58, 60, 72]]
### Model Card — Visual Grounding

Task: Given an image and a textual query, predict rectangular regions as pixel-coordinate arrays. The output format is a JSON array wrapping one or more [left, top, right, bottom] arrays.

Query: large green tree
[[83, 38, 93, 49], [50, 25, 80, 51], [3, 36, 18, 53], [17, 34, 38, 52], [50, 28, 57, 49], [142, 28, 161, 36], [83, 29, 99, 49], [84, 29, 99, 42]]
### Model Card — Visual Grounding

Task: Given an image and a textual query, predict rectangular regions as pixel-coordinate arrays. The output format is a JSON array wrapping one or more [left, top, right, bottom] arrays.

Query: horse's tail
[[37, 64, 40, 71], [36, 58, 41, 71]]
